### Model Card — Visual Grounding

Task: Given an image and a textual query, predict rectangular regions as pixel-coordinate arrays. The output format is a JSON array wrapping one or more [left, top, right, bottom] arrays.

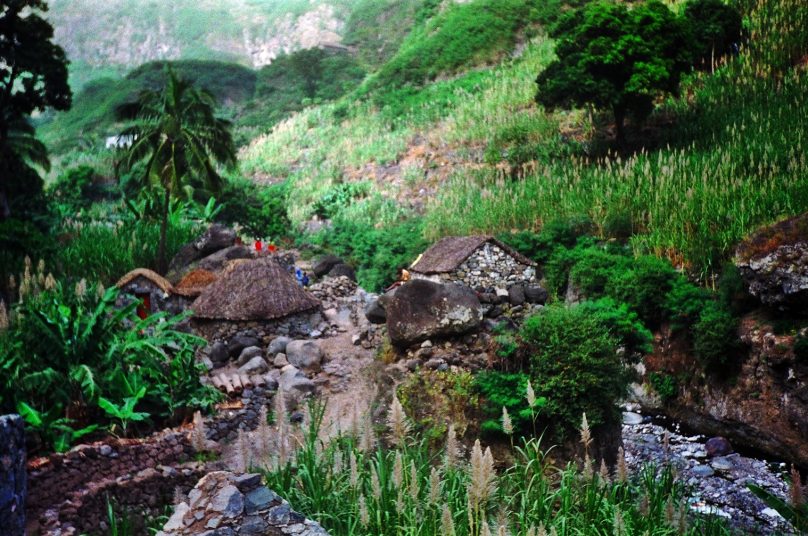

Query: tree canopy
[[0, 0, 72, 218], [683, 0, 743, 69], [535, 0, 693, 146], [117, 70, 236, 272]]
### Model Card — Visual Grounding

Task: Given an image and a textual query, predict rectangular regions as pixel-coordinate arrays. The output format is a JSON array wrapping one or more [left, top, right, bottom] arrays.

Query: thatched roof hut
[[410, 236, 535, 275], [174, 269, 217, 298], [192, 258, 320, 321], [115, 268, 174, 294]]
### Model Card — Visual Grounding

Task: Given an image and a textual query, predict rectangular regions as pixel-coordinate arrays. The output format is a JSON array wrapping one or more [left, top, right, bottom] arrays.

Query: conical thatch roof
[[116, 268, 174, 294], [192, 258, 320, 321], [174, 269, 217, 298], [410, 236, 536, 275]]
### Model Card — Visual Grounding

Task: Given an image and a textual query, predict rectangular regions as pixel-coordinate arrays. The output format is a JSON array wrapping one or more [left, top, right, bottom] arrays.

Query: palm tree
[[117, 69, 236, 273], [0, 113, 51, 219]]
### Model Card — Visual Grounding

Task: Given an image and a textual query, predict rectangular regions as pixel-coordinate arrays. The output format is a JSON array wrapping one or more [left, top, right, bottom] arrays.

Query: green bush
[[49, 165, 103, 216], [569, 248, 631, 299], [576, 298, 654, 358], [665, 276, 712, 333], [217, 177, 291, 239], [520, 305, 630, 439], [693, 301, 739, 369], [606, 255, 679, 328], [648, 372, 678, 404], [497, 215, 593, 265], [397, 370, 478, 444], [0, 282, 219, 452], [473, 371, 545, 436], [311, 182, 371, 219]]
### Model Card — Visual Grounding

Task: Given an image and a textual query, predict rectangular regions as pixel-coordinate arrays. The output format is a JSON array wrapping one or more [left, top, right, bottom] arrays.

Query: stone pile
[[0, 414, 26, 536], [157, 471, 329, 536]]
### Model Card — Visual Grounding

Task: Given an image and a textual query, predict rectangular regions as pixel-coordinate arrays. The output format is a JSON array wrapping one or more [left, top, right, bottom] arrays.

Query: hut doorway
[[136, 292, 151, 319]]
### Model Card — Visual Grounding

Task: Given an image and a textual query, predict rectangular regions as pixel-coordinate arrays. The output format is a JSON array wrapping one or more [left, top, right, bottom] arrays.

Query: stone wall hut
[[191, 257, 321, 342], [410, 235, 537, 292], [116, 268, 181, 318]]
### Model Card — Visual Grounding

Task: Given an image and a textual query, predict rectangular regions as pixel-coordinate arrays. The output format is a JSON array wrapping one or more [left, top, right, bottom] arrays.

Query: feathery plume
[[665, 498, 675, 525], [189, 411, 207, 453], [274, 388, 289, 467], [599, 459, 611, 485], [349, 451, 359, 489], [549, 526, 558, 536], [75, 278, 87, 299], [429, 466, 441, 505], [537, 523, 548, 536], [393, 450, 404, 489], [255, 405, 273, 469], [358, 495, 370, 527], [501, 407, 513, 435], [613, 509, 626, 536], [44, 273, 56, 291], [409, 460, 419, 502], [396, 489, 405, 514], [468, 440, 496, 508], [387, 393, 410, 447], [8, 275, 16, 294], [360, 410, 376, 454], [441, 505, 456, 536], [37, 259, 45, 276], [526, 380, 536, 407], [232, 429, 251, 473], [96, 282, 106, 299], [0, 301, 8, 331], [371, 465, 382, 500], [616, 447, 628, 483], [790, 464, 804, 507], [350, 402, 361, 439], [579, 413, 592, 451], [527, 526, 537, 536], [446, 423, 460, 469], [481, 520, 492, 536]]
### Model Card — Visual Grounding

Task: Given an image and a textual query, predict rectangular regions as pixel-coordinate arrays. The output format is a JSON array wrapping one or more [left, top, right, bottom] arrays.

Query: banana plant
[[98, 386, 150, 437], [17, 401, 98, 453]]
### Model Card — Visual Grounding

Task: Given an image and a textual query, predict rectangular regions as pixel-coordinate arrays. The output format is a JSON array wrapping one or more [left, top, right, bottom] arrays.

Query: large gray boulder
[[167, 224, 238, 279], [312, 255, 343, 278], [285, 340, 324, 369], [386, 280, 482, 347], [735, 212, 808, 311]]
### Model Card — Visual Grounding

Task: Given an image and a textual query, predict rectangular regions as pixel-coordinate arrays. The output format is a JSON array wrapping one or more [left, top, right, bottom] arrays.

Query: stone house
[[410, 235, 536, 291], [115, 268, 184, 318], [191, 257, 321, 342]]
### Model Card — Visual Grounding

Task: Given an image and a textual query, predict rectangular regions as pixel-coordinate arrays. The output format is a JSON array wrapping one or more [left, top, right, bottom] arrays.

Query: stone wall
[[1, 414, 26, 536], [27, 430, 196, 535], [117, 276, 185, 315], [192, 311, 323, 344], [157, 471, 329, 536], [206, 383, 276, 443], [413, 243, 536, 291]]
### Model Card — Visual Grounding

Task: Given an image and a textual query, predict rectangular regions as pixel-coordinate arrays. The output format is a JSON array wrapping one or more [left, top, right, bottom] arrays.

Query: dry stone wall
[[413, 243, 536, 291], [157, 471, 329, 536], [193, 312, 323, 344]]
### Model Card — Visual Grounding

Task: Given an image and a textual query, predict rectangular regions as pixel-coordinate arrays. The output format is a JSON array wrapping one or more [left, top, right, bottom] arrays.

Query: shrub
[[397, 370, 478, 444], [520, 305, 630, 439], [576, 298, 654, 358], [311, 182, 371, 220], [217, 177, 290, 239], [648, 372, 678, 404], [473, 371, 545, 436], [569, 248, 631, 299], [606, 255, 679, 328], [693, 301, 740, 369], [664, 276, 712, 333]]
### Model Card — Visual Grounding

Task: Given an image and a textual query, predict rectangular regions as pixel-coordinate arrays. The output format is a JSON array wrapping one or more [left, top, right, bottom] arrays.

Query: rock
[[710, 456, 735, 472], [279, 368, 316, 397], [195, 224, 237, 256], [524, 286, 548, 304], [196, 245, 253, 273], [236, 346, 263, 366], [364, 298, 387, 324], [404, 359, 421, 372], [245, 487, 279, 514], [425, 358, 446, 370], [386, 280, 483, 346], [285, 340, 324, 369], [705, 437, 733, 458], [268, 336, 292, 355], [692, 464, 716, 478], [240, 516, 269, 535], [290, 411, 305, 424], [312, 255, 343, 278], [421, 340, 433, 348], [327, 263, 356, 282], [273, 353, 289, 368], [208, 342, 229, 365], [233, 474, 262, 492], [163, 502, 190, 531], [238, 357, 269, 375], [227, 334, 261, 359], [622, 412, 644, 425], [735, 212, 808, 310], [351, 334, 362, 346], [508, 285, 526, 306], [209, 484, 244, 518]]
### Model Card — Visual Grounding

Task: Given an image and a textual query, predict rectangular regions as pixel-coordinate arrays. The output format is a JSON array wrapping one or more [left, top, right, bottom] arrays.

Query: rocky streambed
[[622, 410, 795, 534]]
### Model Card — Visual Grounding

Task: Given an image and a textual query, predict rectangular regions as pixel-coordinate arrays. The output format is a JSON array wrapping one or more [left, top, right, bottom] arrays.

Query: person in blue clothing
[[295, 268, 304, 286], [301, 271, 310, 287]]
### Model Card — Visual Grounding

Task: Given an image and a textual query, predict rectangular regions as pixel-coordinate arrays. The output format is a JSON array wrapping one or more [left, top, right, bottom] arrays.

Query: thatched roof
[[410, 236, 536, 274], [115, 268, 174, 294], [192, 257, 320, 321], [174, 269, 217, 298]]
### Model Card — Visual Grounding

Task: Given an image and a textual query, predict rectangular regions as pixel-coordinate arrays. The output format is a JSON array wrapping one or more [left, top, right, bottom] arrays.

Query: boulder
[[227, 334, 261, 359], [327, 263, 356, 282], [238, 357, 269, 375], [208, 342, 229, 365], [268, 336, 292, 355], [364, 299, 387, 324], [705, 436, 733, 458], [385, 280, 483, 347], [312, 255, 343, 278], [236, 346, 263, 367], [524, 286, 549, 305], [279, 367, 316, 397], [285, 340, 324, 369], [196, 245, 253, 273], [508, 284, 526, 306], [735, 212, 808, 310], [195, 224, 237, 256], [273, 353, 289, 368]]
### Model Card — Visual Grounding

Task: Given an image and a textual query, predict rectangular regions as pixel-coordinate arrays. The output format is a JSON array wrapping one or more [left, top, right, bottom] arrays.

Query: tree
[[535, 0, 692, 147], [683, 0, 742, 71], [0, 0, 71, 219], [117, 70, 236, 273]]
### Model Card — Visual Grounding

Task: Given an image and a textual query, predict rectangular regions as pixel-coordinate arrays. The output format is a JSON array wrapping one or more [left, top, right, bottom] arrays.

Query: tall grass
[[254, 400, 729, 536]]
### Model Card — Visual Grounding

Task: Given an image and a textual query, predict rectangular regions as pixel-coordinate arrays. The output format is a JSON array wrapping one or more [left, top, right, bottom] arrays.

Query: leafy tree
[[117, 70, 236, 272], [683, 0, 742, 70], [0, 0, 71, 219], [535, 0, 692, 146]]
